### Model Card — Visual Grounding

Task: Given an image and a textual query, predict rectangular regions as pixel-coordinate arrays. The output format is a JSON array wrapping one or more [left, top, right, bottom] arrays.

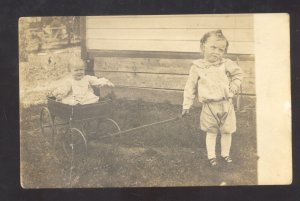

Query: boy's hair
[[200, 30, 229, 53]]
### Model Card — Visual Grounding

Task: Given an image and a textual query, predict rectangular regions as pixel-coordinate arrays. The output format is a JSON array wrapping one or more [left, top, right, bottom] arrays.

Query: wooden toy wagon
[[40, 96, 180, 161], [39, 97, 121, 158]]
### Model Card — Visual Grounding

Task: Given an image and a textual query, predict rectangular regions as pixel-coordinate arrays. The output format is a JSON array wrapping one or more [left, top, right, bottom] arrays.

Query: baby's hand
[[52, 90, 63, 101], [102, 78, 114, 87], [95, 78, 114, 87], [55, 94, 63, 101], [107, 81, 114, 87], [46, 90, 54, 97], [229, 82, 239, 94]]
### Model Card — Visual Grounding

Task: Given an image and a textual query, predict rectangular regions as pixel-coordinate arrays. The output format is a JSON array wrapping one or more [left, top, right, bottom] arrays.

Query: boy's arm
[[183, 65, 199, 110], [225, 59, 244, 92]]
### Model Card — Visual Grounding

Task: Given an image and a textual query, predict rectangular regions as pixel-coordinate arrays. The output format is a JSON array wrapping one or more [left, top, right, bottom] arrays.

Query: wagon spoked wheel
[[40, 107, 55, 146], [63, 128, 88, 159], [96, 118, 121, 137], [81, 120, 97, 136]]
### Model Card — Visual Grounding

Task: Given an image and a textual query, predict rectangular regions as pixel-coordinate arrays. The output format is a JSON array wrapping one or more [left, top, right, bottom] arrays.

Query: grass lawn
[[20, 99, 257, 188]]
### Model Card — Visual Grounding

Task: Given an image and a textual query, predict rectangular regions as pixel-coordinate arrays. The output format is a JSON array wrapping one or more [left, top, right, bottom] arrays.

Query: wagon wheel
[[81, 118, 121, 139], [40, 107, 55, 146], [63, 127, 88, 159], [81, 119, 98, 136], [96, 118, 121, 137]]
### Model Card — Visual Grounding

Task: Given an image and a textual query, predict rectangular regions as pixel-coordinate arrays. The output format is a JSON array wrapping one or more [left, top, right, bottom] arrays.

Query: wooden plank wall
[[93, 56, 255, 105], [86, 15, 254, 54], [85, 15, 255, 105]]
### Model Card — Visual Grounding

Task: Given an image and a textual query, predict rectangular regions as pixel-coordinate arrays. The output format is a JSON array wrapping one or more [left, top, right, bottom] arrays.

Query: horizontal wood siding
[[96, 72, 255, 94], [87, 15, 253, 29], [87, 39, 253, 54], [99, 86, 254, 107], [94, 57, 254, 76], [100, 86, 188, 106], [86, 15, 255, 105], [94, 57, 255, 104], [87, 29, 253, 42], [88, 50, 255, 60], [86, 14, 253, 54], [94, 57, 255, 101]]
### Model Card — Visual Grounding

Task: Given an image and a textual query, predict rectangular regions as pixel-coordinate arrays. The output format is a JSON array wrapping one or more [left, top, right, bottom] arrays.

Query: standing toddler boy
[[182, 30, 243, 167]]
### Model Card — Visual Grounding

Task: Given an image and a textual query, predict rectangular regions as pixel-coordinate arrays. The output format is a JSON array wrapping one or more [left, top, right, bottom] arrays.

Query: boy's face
[[72, 63, 85, 80], [202, 36, 227, 63]]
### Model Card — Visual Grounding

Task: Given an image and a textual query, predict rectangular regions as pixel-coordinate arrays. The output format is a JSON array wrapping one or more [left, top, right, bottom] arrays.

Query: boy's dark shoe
[[221, 156, 233, 164], [208, 158, 218, 167]]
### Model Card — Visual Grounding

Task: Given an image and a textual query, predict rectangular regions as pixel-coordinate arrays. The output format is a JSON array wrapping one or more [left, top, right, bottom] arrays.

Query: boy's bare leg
[[206, 132, 217, 159]]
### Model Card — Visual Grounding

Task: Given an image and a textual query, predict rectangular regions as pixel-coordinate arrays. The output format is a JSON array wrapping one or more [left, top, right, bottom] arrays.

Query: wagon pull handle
[[98, 116, 181, 140]]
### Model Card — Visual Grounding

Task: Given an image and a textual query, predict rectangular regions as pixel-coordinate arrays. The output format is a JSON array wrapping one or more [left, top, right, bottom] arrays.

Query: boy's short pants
[[200, 99, 236, 134]]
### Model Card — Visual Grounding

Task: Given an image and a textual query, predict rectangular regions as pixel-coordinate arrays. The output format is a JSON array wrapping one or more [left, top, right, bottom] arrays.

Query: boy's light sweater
[[183, 58, 243, 109]]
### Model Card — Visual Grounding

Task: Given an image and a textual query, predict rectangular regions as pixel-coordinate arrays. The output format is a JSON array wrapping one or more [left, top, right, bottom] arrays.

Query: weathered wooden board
[[96, 71, 255, 94], [94, 57, 192, 74], [99, 86, 255, 107], [94, 57, 193, 70], [100, 86, 198, 106], [87, 39, 254, 54], [87, 29, 254, 42], [94, 57, 255, 77], [87, 15, 253, 29], [96, 71, 188, 90], [88, 50, 255, 60]]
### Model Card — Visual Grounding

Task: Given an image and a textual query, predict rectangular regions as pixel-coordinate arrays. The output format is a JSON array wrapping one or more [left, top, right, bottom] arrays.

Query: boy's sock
[[206, 132, 217, 159], [221, 133, 232, 157]]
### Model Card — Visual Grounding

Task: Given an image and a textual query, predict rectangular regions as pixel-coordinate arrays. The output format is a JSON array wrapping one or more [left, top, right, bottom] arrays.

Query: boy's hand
[[181, 109, 190, 117], [229, 82, 239, 94]]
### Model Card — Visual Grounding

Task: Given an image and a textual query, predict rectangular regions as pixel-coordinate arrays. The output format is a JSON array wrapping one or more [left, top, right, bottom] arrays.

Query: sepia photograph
[[19, 14, 291, 188]]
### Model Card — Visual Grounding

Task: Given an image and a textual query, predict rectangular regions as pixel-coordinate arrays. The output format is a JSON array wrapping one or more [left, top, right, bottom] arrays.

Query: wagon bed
[[47, 97, 112, 121], [40, 97, 121, 160]]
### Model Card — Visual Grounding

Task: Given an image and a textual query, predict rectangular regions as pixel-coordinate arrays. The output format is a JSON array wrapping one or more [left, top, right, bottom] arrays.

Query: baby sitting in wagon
[[50, 57, 114, 105]]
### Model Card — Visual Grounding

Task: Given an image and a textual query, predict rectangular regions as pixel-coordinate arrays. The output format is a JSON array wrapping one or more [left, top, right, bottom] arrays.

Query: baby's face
[[202, 36, 227, 63], [72, 64, 85, 80]]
